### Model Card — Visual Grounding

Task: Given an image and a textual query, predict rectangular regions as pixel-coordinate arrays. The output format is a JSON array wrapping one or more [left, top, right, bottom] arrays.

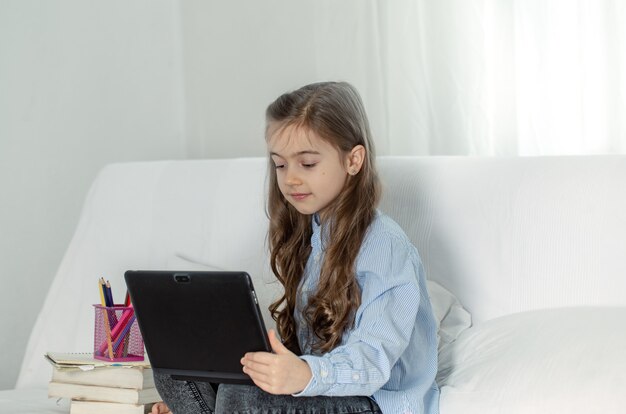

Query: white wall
[[179, 0, 390, 159], [180, 0, 319, 159], [0, 0, 185, 389]]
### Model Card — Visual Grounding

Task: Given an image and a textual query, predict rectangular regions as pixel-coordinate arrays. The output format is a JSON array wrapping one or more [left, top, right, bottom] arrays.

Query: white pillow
[[426, 280, 472, 350], [437, 307, 626, 414]]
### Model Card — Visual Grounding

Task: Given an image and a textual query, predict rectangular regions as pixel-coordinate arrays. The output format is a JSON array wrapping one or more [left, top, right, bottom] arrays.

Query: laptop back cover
[[124, 270, 271, 384]]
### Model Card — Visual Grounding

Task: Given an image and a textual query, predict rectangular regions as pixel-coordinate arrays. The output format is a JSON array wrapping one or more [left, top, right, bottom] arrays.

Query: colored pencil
[[98, 279, 114, 359]]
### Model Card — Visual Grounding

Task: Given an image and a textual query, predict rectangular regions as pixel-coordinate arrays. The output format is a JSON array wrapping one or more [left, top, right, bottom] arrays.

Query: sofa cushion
[[377, 156, 626, 324], [437, 307, 626, 414], [0, 388, 68, 413]]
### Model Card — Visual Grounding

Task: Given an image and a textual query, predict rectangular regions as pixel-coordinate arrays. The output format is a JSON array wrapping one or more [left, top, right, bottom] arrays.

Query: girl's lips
[[291, 193, 310, 201]]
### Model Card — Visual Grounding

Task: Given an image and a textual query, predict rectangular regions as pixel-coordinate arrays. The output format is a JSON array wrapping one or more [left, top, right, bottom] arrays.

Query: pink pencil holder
[[93, 305, 144, 362]]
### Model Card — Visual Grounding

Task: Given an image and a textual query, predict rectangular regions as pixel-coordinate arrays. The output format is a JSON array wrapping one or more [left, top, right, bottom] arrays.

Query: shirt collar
[[311, 213, 329, 250]]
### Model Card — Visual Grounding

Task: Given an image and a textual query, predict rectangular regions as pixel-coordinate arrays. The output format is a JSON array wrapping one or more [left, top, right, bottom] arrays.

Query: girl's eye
[[302, 163, 317, 168], [274, 164, 285, 169]]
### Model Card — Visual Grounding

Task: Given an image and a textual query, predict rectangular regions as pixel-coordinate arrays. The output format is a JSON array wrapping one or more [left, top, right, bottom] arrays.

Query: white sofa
[[3, 156, 626, 413]]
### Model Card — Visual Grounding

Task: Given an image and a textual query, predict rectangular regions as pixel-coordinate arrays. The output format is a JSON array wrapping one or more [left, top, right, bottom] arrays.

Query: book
[[45, 352, 150, 370], [70, 400, 155, 414], [48, 382, 161, 405], [51, 365, 154, 389]]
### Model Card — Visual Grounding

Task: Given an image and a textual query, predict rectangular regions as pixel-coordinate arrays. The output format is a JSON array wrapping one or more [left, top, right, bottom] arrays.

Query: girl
[[152, 81, 440, 413]]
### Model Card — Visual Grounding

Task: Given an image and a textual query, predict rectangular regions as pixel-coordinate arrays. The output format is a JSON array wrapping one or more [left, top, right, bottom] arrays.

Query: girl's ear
[[346, 145, 366, 176]]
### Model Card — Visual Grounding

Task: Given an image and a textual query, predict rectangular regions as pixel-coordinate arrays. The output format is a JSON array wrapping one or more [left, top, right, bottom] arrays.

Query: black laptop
[[124, 270, 271, 385]]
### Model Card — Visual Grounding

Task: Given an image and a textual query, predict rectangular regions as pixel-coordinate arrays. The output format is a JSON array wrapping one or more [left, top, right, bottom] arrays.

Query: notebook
[[124, 270, 271, 385]]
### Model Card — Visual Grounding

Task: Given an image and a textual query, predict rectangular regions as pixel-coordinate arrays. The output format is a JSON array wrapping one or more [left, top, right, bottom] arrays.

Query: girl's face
[[268, 125, 351, 218]]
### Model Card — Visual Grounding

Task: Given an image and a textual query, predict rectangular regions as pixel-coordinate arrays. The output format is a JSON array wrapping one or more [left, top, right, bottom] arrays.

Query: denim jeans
[[154, 371, 382, 414]]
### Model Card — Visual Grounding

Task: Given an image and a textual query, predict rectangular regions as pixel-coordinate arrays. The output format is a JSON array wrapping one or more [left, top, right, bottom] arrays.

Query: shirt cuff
[[292, 355, 334, 396]]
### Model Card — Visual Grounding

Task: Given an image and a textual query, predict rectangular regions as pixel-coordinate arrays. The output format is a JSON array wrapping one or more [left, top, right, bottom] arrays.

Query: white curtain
[[313, 0, 626, 156]]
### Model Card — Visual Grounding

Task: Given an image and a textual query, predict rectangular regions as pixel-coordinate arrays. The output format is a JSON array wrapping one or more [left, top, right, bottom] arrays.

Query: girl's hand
[[241, 329, 312, 395], [151, 402, 171, 414]]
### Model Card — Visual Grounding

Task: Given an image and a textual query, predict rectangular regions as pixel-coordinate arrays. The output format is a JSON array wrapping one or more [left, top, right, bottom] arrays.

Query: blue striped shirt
[[294, 211, 440, 414]]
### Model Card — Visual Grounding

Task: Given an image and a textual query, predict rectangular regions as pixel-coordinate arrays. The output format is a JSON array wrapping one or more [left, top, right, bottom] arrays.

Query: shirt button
[[320, 370, 328, 378], [352, 373, 360, 381]]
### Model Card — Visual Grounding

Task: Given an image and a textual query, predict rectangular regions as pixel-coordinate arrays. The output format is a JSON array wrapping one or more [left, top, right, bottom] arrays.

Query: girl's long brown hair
[[265, 82, 381, 354]]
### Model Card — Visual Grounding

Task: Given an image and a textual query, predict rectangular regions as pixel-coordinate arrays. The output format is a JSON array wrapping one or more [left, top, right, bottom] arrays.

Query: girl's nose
[[285, 169, 301, 186]]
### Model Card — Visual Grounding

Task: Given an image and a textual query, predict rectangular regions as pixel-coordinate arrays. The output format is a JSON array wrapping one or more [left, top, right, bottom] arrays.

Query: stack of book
[[46, 352, 160, 414]]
